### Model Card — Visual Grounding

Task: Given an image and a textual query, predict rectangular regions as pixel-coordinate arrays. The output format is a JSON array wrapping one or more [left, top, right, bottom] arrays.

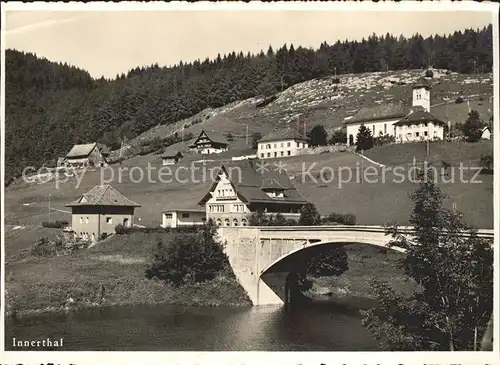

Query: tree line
[[5, 25, 493, 184]]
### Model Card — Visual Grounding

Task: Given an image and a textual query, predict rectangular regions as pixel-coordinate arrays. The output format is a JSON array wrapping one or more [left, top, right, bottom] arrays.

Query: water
[[5, 300, 380, 351]]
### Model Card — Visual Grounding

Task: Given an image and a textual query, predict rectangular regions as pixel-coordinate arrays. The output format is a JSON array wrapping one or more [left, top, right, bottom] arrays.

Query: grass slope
[[5, 232, 252, 315]]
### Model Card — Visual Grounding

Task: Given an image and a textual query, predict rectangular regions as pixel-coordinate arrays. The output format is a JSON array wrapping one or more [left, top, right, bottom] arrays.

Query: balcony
[[216, 196, 238, 201]]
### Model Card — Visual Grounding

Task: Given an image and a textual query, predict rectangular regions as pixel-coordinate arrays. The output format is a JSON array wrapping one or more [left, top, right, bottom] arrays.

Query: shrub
[[322, 212, 356, 225], [355, 124, 374, 152], [425, 69, 434, 78], [114, 224, 200, 235], [42, 220, 69, 229], [100, 232, 109, 240], [374, 134, 396, 146], [299, 203, 322, 226], [226, 133, 234, 142], [31, 237, 62, 257], [479, 154, 493, 174], [455, 96, 464, 104], [145, 220, 229, 286]]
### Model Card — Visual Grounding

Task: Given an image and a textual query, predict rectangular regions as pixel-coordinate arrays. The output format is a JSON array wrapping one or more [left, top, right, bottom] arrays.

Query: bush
[[31, 237, 63, 257], [425, 69, 434, 78], [114, 224, 200, 235], [226, 133, 234, 142], [42, 220, 68, 228], [100, 232, 109, 240], [322, 212, 356, 225], [374, 134, 396, 146], [299, 203, 321, 226], [479, 154, 493, 174], [145, 220, 229, 286], [455, 96, 464, 104]]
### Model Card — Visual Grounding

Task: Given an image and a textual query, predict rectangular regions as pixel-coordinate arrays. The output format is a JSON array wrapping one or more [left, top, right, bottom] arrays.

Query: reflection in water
[[6, 302, 380, 351]]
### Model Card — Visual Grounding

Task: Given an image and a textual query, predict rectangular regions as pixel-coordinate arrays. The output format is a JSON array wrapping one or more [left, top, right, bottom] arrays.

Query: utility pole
[[426, 139, 430, 155], [48, 194, 51, 223], [246, 122, 249, 146]]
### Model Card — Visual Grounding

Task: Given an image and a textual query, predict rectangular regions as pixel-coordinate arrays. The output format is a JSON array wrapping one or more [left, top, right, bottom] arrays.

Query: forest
[[5, 25, 493, 185]]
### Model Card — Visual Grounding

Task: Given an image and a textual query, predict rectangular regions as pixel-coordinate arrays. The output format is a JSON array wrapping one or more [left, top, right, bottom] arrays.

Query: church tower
[[412, 82, 431, 112]]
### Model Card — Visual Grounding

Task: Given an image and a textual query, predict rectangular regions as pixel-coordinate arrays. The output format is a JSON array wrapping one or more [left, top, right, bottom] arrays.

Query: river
[[5, 300, 381, 351]]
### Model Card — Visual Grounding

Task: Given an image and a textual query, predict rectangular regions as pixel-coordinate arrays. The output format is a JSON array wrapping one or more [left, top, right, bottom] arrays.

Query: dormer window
[[264, 189, 285, 198]]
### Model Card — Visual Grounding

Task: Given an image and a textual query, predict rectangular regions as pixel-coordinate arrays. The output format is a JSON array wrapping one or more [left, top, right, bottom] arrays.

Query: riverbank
[[306, 244, 420, 304], [5, 232, 252, 317]]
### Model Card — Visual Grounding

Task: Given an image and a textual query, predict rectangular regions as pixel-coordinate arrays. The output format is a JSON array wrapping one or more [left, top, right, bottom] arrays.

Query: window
[[280, 151, 284, 156], [85, 217, 89, 224], [372, 125, 375, 135], [261, 153, 264, 158], [274, 152, 277, 157], [225, 218, 230, 227], [106, 217, 112, 224], [287, 142, 291, 147], [296, 142, 299, 148], [287, 151, 291, 156], [241, 218, 247, 227], [424, 131, 428, 136], [182, 213, 190, 218], [280, 143, 284, 147], [202, 218, 207, 222], [416, 132, 420, 137], [267, 153, 270, 158], [80, 217, 83, 224], [267, 144, 271, 149], [274, 143, 277, 148], [216, 219, 222, 226], [384, 124, 387, 134], [165, 213, 173, 219], [233, 219, 238, 227]]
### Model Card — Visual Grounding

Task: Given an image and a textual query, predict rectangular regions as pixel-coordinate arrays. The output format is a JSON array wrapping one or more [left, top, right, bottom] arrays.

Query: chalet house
[[257, 130, 309, 159], [66, 184, 140, 242], [198, 160, 309, 227], [345, 81, 445, 146], [189, 130, 228, 154], [161, 208, 206, 228], [64, 143, 108, 168], [160, 149, 183, 165]]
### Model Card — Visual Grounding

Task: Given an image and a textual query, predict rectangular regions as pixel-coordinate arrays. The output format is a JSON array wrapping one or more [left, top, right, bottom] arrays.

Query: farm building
[[63, 143, 108, 168], [189, 130, 228, 154]]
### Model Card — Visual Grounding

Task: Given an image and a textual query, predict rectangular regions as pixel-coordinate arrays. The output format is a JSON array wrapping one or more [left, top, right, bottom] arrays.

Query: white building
[[161, 208, 206, 228], [345, 81, 445, 146], [481, 126, 492, 140], [257, 130, 309, 159]]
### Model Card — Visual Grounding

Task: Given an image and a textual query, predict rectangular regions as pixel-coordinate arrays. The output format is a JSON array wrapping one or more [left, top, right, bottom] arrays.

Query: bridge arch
[[260, 238, 405, 277]]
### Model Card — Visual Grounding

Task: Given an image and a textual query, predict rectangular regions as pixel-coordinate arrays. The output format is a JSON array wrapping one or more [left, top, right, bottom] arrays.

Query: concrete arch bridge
[[217, 225, 494, 306]]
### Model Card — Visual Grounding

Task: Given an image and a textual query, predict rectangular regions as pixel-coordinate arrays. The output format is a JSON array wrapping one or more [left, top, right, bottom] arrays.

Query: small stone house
[[66, 184, 141, 242]]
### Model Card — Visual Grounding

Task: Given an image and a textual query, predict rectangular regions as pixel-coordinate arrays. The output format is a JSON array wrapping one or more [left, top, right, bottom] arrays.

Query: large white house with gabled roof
[[198, 160, 310, 227], [257, 130, 309, 159], [345, 80, 445, 146]]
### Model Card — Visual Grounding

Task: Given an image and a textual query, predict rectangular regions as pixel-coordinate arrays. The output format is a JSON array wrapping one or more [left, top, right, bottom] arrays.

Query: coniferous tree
[[355, 124, 374, 151], [462, 110, 484, 142]]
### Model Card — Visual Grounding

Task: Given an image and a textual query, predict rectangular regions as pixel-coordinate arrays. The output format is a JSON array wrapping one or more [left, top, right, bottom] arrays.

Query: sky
[[5, 10, 494, 79]]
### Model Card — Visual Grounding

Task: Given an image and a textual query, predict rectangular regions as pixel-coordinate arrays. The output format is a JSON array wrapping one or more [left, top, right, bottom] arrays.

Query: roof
[[394, 110, 446, 127], [65, 143, 97, 158], [190, 130, 228, 147], [161, 207, 205, 213], [345, 103, 410, 125], [198, 160, 309, 206], [160, 148, 183, 159], [258, 129, 308, 143], [412, 78, 432, 90], [66, 185, 141, 207]]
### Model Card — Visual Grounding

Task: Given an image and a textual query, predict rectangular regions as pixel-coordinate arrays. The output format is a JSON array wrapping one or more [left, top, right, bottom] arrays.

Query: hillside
[[5, 25, 493, 183]]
